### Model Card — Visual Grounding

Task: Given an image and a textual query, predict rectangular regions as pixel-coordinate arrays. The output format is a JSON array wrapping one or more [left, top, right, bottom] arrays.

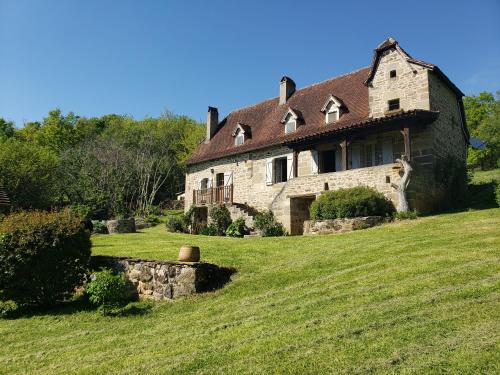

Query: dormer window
[[280, 108, 301, 134], [232, 122, 251, 146], [235, 130, 244, 146], [321, 95, 344, 124], [284, 115, 296, 134]]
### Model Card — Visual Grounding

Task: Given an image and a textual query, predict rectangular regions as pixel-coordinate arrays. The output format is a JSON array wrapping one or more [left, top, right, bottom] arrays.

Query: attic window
[[388, 99, 400, 111], [235, 131, 244, 146], [390, 70, 397, 78], [284, 115, 296, 134], [321, 95, 343, 124]]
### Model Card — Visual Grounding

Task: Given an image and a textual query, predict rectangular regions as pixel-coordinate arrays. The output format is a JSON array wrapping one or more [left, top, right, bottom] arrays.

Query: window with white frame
[[284, 114, 296, 134], [234, 130, 244, 146], [322, 96, 343, 124]]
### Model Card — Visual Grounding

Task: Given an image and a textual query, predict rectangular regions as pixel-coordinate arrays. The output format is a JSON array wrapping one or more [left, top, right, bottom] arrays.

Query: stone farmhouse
[[184, 38, 469, 235]]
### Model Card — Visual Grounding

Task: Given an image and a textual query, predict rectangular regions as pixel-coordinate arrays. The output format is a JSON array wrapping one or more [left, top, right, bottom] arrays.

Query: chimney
[[279, 76, 296, 105], [206, 106, 219, 143]]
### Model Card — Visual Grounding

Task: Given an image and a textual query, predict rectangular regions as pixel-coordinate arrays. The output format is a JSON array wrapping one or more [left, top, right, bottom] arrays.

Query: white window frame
[[326, 108, 339, 124], [234, 131, 244, 146], [321, 96, 343, 124], [284, 117, 296, 134]]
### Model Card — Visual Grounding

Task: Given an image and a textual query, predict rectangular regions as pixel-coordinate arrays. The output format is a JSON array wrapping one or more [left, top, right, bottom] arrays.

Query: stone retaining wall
[[303, 216, 384, 235], [91, 256, 234, 300]]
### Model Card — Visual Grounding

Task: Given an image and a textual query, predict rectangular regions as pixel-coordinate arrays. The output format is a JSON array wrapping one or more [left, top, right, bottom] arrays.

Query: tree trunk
[[391, 156, 413, 212]]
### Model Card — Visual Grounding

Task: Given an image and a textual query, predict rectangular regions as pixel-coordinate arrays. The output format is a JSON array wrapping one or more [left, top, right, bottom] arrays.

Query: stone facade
[[303, 216, 384, 235], [369, 48, 430, 118], [91, 256, 234, 300], [185, 41, 467, 235]]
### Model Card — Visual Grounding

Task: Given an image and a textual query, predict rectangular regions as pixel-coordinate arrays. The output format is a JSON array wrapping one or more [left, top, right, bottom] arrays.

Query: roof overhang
[[283, 110, 440, 149]]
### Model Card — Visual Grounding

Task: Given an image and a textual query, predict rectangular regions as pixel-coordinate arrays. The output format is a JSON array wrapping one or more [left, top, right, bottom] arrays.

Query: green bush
[[92, 220, 108, 234], [254, 210, 286, 237], [310, 187, 394, 220], [70, 204, 93, 220], [200, 224, 218, 236], [226, 218, 249, 238], [0, 300, 19, 318], [0, 210, 91, 308], [144, 214, 160, 225], [394, 210, 419, 220], [496, 183, 500, 207], [209, 205, 232, 236], [165, 214, 186, 233], [85, 268, 131, 315]]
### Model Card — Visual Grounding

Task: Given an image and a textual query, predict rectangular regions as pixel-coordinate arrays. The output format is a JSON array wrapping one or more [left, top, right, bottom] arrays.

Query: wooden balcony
[[193, 184, 233, 206]]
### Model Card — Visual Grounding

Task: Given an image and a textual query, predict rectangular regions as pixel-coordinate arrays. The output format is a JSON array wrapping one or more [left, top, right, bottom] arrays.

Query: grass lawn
[[470, 168, 500, 184], [1, 209, 499, 374]]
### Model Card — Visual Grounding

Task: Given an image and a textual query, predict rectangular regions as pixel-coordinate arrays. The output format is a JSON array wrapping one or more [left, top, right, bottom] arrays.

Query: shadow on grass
[[467, 181, 498, 210], [4, 296, 153, 320]]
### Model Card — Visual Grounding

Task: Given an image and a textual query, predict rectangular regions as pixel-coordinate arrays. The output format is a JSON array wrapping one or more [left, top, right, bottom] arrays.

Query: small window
[[388, 99, 400, 111], [326, 110, 339, 124], [274, 157, 287, 183], [235, 132, 244, 146], [390, 70, 397, 78], [285, 117, 296, 134]]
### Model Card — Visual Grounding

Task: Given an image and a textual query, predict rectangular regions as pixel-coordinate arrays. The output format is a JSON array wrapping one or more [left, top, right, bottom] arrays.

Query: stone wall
[[303, 216, 384, 235], [91, 256, 234, 300], [368, 48, 430, 118]]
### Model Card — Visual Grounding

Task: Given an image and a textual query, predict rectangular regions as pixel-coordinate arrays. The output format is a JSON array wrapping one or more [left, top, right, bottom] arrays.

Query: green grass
[[1, 209, 499, 374]]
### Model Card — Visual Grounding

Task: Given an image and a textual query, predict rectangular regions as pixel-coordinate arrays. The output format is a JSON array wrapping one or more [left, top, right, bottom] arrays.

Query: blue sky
[[1, 0, 499, 126]]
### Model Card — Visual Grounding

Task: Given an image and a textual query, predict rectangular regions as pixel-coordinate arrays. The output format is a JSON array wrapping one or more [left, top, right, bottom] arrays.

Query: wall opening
[[290, 196, 316, 235]]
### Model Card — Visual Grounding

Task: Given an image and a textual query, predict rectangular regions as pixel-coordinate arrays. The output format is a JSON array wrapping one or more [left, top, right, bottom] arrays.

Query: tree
[[0, 139, 59, 209], [464, 91, 500, 169], [0, 118, 15, 141]]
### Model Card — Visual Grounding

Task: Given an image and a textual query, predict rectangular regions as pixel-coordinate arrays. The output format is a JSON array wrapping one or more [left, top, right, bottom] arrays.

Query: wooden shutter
[[224, 172, 233, 186], [287, 154, 294, 180], [266, 159, 273, 185], [311, 150, 319, 175]]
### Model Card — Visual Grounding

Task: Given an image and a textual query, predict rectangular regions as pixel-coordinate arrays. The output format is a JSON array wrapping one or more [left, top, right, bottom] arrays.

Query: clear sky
[[1, 0, 499, 126]]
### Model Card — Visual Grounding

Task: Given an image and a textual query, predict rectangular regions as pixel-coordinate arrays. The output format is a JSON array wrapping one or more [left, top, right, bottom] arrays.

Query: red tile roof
[[187, 67, 371, 165]]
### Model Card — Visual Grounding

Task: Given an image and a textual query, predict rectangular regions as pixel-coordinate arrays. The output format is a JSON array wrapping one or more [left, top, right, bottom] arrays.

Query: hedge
[[310, 187, 394, 220], [0, 210, 92, 307]]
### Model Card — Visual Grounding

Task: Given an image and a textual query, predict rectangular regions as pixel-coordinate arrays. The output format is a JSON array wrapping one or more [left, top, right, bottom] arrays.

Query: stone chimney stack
[[279, 76, 296, 105], [206, 106, 219, 143]]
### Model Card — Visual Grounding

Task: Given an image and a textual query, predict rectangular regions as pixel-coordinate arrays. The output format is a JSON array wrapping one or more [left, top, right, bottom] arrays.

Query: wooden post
[[340, 139, 350, 171], [293, 150, 299, 178], [401, 127, 411, 161]]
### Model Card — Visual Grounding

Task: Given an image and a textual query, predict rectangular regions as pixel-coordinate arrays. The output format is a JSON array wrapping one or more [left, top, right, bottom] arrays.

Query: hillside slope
[[0, 209, 499, 374]]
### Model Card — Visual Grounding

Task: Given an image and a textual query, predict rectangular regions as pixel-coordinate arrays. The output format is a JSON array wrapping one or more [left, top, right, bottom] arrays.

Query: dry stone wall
[[91, 256, 234, 300]]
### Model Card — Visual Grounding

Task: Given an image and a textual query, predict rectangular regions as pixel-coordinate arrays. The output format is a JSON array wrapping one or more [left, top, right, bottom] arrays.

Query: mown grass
[[0, 209, 499, 374], [470, 168, 500, 184]]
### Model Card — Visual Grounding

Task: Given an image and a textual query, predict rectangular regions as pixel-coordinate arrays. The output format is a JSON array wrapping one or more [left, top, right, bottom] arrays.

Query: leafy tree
[[464, 91, 500, 169], [0, 118, 14, 140], [0, 139, 59, 209]]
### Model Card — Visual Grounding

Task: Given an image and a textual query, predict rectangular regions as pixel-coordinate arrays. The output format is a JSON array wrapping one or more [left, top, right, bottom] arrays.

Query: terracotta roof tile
[[187, 67, 370, 165]]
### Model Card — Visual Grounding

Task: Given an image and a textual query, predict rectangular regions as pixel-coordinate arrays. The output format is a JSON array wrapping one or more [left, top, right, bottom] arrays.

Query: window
[[322, 96, 343, 124], [388, 98, 400, 111], [274, 157, 287, 183], [235, 131, 244, 146], [326, 108, 339, 124], [284, 117, 296, 134], [319, 149, 336, 173], [200, 178, 208, 190], [390, 69, 397, 78]]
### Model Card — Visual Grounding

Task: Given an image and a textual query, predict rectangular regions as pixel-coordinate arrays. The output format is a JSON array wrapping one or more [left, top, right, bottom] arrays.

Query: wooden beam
[[293, 150, 299, 178], [340, 139, 350, 171], [400, 127, 411, 161]]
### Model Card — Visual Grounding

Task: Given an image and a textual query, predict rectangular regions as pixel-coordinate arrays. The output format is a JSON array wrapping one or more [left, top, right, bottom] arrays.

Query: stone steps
[[227, 203, 257, 229]]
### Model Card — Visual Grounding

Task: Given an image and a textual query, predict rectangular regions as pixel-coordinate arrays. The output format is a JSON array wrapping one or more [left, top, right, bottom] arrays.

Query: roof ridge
[[228, 65, 370, 115]]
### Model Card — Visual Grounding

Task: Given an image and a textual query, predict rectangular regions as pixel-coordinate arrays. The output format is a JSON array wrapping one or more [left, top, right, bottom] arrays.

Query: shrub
[[496, 183, 500, 207], [70, 204, 93, 220], [144, 214, 160, 225], [209, 205, 232, 236], [200, 224, 218, 236], [0, 300, 19, 318], [310, 187, 394, 220], [254, 210, 286, 237], [226, 218, 249, 238], [166, 214, 186, 233], [394, 210, 418, 220], [85, 268, 131, 315], [0, 210, 92, 308], [92, 220, 108, 234]]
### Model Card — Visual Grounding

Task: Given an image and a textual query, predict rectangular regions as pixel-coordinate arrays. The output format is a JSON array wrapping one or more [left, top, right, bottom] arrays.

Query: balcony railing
[[193, 184, 233, 206]]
